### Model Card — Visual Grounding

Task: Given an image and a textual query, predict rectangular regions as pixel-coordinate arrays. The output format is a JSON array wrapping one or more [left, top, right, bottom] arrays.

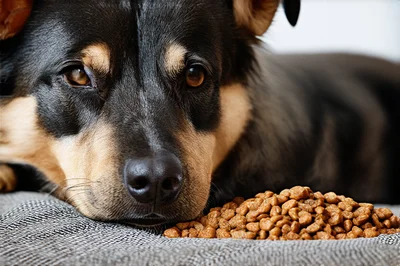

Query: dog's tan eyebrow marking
[[81, 43, 111, 73], [165, 43, 187, 76]]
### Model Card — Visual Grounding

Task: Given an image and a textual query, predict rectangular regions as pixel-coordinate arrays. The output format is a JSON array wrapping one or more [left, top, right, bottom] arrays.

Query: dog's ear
[[282, 0, 300, 27], [0, 0, 33, 40], [233, 0, 280, 36], [233, 0, 300, 36]]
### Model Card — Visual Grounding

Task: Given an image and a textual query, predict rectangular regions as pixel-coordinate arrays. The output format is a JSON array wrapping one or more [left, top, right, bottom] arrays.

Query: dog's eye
[[64, 67, 91, 87], [186, 65, 205, 88]]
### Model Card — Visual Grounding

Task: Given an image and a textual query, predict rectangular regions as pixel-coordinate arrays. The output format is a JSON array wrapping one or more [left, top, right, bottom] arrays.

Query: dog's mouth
[[121, 213, 172, 227]]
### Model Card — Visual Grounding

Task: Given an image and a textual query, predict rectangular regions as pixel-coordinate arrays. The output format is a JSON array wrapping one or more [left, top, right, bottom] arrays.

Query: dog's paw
[[0, 164, 17, 192]]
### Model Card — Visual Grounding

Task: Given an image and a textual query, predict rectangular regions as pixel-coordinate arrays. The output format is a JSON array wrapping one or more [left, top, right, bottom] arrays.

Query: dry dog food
[[164, 186, 400, 240]]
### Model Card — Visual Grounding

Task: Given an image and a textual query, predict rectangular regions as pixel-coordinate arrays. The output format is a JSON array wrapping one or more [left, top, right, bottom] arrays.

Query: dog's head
[[0, 0, 300, 226]]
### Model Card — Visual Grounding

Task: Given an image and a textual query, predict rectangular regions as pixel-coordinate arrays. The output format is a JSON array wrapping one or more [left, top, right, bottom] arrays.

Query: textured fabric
[[1, 192, 400, 266]]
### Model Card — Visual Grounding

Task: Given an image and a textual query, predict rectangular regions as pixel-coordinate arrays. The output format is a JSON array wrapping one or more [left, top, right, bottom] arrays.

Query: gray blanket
[[1, 192, 400, 266]]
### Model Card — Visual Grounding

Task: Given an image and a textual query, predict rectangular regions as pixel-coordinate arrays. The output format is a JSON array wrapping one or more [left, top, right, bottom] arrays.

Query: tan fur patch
[[82, 43, 111, 73], [233, 0, 279, 36], [164, 43, 187, 76], [0, 164, 17, 192], [0, 97, 65, 186], [175, 84, 252, 216], [52, 121, 119, 218], [213, 84, 252, 170]]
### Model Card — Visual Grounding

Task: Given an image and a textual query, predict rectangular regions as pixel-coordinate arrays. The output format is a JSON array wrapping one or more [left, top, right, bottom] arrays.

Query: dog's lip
[[121, 213, 172, 227]]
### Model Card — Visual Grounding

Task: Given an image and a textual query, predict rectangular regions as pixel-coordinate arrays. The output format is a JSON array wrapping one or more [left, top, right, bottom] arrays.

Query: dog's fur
[[1, 0, 399, 226]]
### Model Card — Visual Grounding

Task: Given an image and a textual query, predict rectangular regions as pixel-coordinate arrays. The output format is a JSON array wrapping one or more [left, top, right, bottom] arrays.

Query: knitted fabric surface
[[1, 192, 400, 266]]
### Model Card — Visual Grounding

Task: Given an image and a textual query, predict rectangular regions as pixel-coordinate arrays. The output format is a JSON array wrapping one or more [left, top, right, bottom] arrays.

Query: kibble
[[164, 186, 400, 240]]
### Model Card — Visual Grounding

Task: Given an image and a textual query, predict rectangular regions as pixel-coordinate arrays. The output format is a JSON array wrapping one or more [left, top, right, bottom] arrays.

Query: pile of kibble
[[164, 186, 400, 240]]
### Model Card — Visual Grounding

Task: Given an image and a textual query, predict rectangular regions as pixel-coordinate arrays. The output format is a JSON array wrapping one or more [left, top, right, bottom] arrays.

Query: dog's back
[[212, 52, 400, 204]]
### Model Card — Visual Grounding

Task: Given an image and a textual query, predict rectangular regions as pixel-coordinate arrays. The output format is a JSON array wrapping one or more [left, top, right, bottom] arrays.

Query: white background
[[261, 0, 400, 62]]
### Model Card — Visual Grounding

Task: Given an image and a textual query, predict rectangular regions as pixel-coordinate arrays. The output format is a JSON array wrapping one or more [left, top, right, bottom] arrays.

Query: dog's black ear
[[0, 0, 33, 40], [282, 0, 301, 27], [233, 0, 280, 36]]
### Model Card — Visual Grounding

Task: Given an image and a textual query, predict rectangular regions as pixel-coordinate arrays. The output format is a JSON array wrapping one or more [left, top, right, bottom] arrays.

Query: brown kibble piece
[[258, 202, 272, 213], [216, 228, 231, 238], [247, 198, 263, 210], [346, 231, 358, 239], [229, 215, 247, 229], [223, 202, 238, 210], [389, 215, 400, 228], [286, 232, 300, 240], [299, 211, 313, 226], [207, 217, 219, 229], [359, 203, 374, 211], [298, 203, 313, 213], [193, 222, 204, 231], [282, 199, 297, 214], [342, 211, 353, 220], [344, 220, 353, 232], [260, 218, 274, 231], [218, 218, 231, 230], [315, 206, 325, 215], [375, 208, 393, 220], [282, 224, 291, 235], [364, 228, 379, 238], [291, 221, 300, 233], [259, 230, 267, 240], [164, 227, 181, 238], [257, 214, 269, 221], [270, 206, 282, 216], [336, 233, 346, 239], [338, 202, 352, 212], [328, 212, 343, 226], [182, 229, 189, 237], [198, 226, 216, 238], [352, 226, 363, 237], [289, 186, 310, 200], [280, 189, 291, 197], [189, 228, 198, 238], [324, 192, 339, 204], [316, 232, 330, 240], [289, 208, 300, 220], [176, 222, 190, 230], [270, 195, 279, 206], [208, 210, 221, 219], [277, 195, 289, 205], [307, 223, 321, 233], [236, 204, 249, 216], [300, 233, 312, 240], [353, 214, 370, 226], [270, 215, 284, 223], [353, 207, 370, 218], [246, 222, 261, 232], [372, 213, 383, 228], [383, 219, 392, 229], [276, 219, 291, 228], [221, 209, 235, 220], [269, 227, 281, 237], [246, 210, 261, 222], [333, 226, 345, 234]]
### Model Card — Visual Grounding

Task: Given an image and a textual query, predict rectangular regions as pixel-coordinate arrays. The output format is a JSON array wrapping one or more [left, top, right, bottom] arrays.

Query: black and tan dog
[[0, 0, 399, 227]]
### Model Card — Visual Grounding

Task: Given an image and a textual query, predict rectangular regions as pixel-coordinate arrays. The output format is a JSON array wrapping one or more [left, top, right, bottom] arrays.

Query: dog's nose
[[124, 152, 183, 205]]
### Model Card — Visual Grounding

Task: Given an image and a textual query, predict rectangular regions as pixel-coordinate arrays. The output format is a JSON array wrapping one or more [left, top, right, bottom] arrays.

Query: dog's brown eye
[[186, 66, 205, 88], [64, 68, 91, 87]]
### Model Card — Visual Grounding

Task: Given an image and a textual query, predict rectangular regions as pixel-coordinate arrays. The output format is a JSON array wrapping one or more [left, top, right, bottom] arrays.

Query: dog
[[1, 0, 399, 227]]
